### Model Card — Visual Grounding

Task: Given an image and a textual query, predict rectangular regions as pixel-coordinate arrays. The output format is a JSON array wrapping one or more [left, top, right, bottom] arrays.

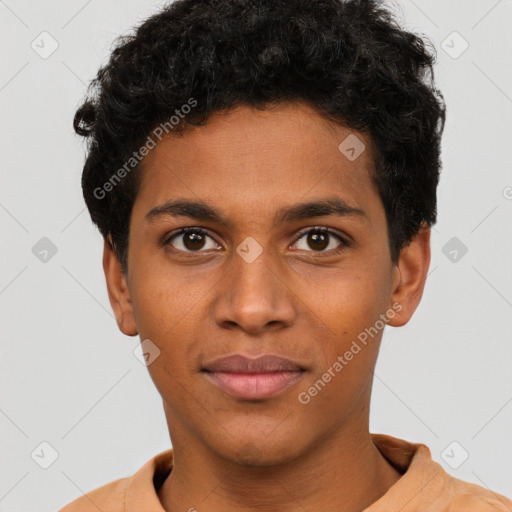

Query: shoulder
[[58, 477, 129, 512], [368, 434, 512, 512], [443, 475, 512, 512], [430, 469, 512, 512], [57, 449, 173, 512]]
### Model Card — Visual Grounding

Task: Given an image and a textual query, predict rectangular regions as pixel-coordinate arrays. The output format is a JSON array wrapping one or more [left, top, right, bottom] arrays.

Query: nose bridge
[[212, 236, 296, 333], [233, 239, 277, 296]]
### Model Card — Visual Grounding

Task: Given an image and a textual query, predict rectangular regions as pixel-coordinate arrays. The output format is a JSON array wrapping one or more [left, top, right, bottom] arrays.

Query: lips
[[202, 354, 305, 400], [203, 354, 303, 373]]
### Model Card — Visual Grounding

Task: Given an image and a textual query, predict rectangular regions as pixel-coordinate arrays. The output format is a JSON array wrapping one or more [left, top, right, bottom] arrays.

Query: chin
[[214, 433, 307, 467]]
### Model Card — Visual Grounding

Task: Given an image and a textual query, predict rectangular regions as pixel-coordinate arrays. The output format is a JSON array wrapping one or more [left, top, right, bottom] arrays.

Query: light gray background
[[1, 0, 511, 510]]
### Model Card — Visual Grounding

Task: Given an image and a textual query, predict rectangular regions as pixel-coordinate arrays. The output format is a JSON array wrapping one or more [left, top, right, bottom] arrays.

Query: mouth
[[201, 354, 306, 400]]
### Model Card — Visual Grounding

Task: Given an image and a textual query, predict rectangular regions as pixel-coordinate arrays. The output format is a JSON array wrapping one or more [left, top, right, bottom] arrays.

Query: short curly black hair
[[74, 0, 446, 273]]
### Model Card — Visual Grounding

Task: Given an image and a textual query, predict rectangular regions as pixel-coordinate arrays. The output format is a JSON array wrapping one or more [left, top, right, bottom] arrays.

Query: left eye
[[292, 227, 347, 253]]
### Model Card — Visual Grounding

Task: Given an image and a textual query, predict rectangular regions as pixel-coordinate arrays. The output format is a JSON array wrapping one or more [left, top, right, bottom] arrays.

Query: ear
[[387, 223, 431, 327], [103, 236, 138, 336]]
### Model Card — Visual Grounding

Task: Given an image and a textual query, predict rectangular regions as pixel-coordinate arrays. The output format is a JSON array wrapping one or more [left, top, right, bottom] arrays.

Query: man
[[59, 0, 512, 510]]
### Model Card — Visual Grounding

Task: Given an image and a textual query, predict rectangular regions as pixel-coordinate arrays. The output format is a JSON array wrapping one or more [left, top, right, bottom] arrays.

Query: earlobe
[[103, 237, 138, 336], [387, 223, 431, 328]]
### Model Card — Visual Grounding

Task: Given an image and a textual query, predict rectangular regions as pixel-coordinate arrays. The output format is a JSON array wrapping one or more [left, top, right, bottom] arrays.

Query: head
[[74, 0, 445, 464]]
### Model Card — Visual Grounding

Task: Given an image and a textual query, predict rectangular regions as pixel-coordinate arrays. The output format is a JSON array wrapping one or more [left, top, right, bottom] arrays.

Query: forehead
[[133, 102, 381, 226]]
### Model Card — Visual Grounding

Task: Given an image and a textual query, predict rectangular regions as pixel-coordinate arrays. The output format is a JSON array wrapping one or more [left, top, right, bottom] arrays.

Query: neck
[[158, 417, 402, 512]]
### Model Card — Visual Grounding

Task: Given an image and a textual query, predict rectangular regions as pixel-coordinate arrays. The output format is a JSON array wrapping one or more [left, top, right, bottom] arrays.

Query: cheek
[[139, 312, 201, 414], [297, 298, 382, 417], [129, 249, 212, 338], [128, 273, 210, 399], [298, 263, 390, 338], [293, 258, 391, 393]]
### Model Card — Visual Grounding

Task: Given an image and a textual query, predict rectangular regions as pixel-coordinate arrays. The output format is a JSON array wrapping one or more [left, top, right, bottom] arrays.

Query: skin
[[103, 101, 431, 512]]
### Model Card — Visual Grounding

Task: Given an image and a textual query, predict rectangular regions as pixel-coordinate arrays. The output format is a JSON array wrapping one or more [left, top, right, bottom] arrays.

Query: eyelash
[[162, 226, 351, 255]]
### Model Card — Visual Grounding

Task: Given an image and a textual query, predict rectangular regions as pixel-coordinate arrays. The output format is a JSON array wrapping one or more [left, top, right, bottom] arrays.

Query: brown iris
[[307, 230, 329, 251], [183, 230, 207, 251]]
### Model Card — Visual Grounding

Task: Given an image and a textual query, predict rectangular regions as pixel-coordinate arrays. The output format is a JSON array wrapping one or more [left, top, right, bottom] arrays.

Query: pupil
[[184, 231, 205, 250], [308, 232, 328, 251]]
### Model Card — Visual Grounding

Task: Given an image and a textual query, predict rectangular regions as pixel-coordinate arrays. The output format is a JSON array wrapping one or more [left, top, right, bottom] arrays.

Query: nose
[[211, 242, 297, 335]]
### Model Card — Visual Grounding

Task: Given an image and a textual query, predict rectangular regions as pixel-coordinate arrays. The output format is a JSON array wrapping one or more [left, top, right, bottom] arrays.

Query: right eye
[[164, 227, 222, 253]]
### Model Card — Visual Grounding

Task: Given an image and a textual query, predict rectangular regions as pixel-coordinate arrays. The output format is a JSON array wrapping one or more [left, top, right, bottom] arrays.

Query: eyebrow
[[145, 197, 367, 227]]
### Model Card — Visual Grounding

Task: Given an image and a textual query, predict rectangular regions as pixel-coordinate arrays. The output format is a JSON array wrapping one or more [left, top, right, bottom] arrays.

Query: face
[[104, 101, 430, 465]]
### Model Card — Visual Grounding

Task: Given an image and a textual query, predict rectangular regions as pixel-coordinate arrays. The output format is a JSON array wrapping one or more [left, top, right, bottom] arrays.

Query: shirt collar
[[124, 433, 444, 511]]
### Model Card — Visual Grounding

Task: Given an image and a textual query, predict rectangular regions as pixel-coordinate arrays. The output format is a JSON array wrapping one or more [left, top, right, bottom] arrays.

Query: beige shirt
[[59, 433, 512, 511]]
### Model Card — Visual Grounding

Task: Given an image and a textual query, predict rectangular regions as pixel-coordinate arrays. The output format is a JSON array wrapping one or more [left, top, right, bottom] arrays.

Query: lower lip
[[204, 371, 304, 400]]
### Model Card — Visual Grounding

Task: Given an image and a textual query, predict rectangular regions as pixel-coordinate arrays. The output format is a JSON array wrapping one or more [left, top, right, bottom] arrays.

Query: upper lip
[[202, 354, 304, 373]]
